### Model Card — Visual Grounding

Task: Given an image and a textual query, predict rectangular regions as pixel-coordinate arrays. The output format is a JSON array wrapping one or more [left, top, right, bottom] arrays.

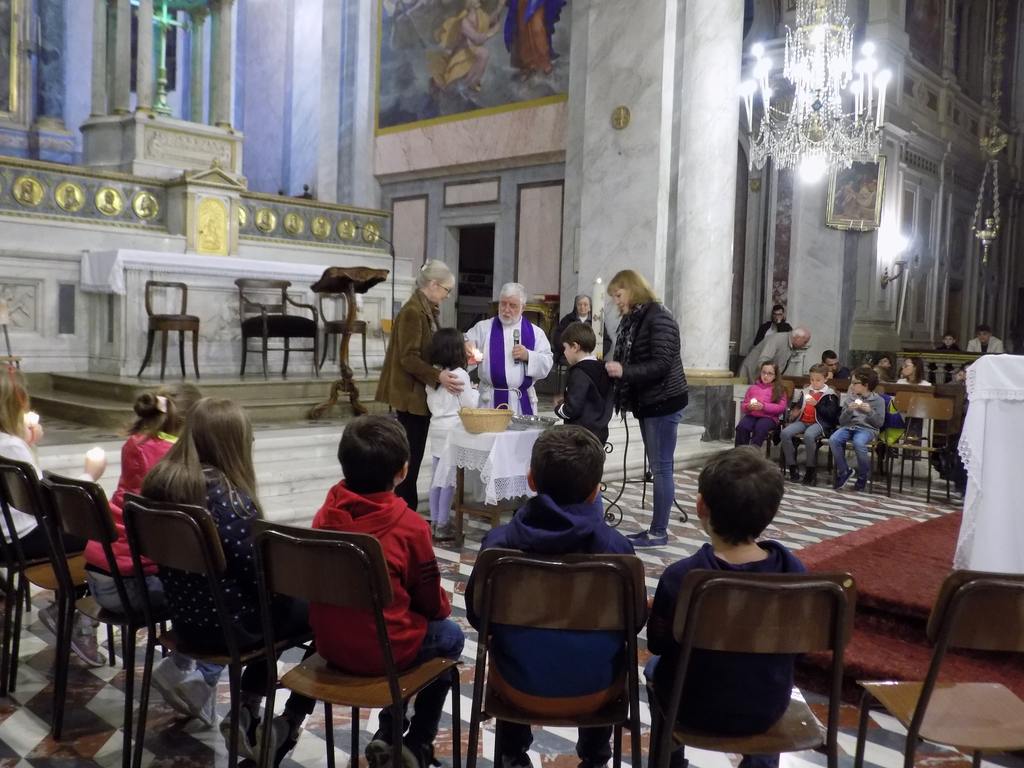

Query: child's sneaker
[[431, 523, 455, 544], [219, 704, 260, 761], [832, 468, 853, 489], [257, 715, 299, 767], [152, 656, 191, 717], [801, 468, 817, 486], [501, 753, 532, 768], [365, 739, 419, 768], [70, 627, 107, 667], [852, 477, 867, 492], [176, 670, 218, 726], [787, 465, 800, 482]]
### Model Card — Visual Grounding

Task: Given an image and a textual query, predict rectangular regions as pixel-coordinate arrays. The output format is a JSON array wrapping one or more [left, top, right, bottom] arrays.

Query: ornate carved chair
[[235, 279, 318, 379]]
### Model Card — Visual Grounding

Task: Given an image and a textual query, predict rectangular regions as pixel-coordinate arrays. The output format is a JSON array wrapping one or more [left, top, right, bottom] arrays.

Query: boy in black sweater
[[554, 322, 615, 443]]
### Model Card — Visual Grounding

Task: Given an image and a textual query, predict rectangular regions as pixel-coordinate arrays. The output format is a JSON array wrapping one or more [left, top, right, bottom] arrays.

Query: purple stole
[[488, 317, 535, 415]]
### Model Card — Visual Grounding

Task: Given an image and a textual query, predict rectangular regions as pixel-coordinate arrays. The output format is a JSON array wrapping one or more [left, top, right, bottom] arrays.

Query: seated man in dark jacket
[[465, 426, 634, 768], [554, 322, 615, 443]]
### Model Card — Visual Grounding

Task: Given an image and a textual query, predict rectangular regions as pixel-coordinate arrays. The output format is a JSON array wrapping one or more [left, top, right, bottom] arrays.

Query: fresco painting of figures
[[376, 0, 570, 132]]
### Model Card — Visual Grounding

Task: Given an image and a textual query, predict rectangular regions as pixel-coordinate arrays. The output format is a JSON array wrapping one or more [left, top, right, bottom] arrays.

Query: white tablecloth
[[432, 425, 543, 506], [954, 355, 1024, 573]]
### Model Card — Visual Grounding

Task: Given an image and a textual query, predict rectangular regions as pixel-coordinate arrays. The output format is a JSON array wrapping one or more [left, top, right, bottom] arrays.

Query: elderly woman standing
[[605, 270, 688, 547], [376, 260, 462, 511], [553, 294, 611, 363]]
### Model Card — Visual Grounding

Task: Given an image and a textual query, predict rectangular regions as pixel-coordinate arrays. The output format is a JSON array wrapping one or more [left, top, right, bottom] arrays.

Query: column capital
[[189, 7, 209, 26]]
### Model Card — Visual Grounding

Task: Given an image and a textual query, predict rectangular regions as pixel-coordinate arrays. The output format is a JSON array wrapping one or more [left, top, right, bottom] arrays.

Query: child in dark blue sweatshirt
[[646, 447, 804, 768], [465, 426, 633, 768]]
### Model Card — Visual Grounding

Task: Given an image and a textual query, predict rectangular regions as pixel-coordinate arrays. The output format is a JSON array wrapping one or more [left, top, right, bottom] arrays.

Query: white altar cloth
[[80, 249, 326, 294], [954, 355, 1024, 573], [432, 424, 543, 506]]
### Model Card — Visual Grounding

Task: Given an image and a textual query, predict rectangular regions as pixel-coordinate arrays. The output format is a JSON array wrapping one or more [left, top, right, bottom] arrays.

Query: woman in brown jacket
[[376, 260, 462, 510]]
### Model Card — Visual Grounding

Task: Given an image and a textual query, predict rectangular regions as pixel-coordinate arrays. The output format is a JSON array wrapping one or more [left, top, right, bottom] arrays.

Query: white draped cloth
[[954, 355, 1024, 573], [464, 316, 553, 415], [432, 424, 542, 505]]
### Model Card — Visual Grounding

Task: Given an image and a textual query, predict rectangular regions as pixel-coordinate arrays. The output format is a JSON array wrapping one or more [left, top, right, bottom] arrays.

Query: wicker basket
[[459, 406, 513, 434]]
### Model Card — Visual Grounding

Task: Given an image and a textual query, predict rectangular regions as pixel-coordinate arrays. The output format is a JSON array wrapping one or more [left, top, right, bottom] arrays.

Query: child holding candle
[[0, 366, 108, 666], [734, 362, 788, 448], [828, 366, 886, 491]]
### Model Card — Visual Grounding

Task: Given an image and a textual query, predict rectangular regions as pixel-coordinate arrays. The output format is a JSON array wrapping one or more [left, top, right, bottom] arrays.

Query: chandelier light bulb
[[876, 70, 892, 88], [754, 58, 773, 80], [751, 42, 765, 59], [862, 58, 878, 74], [861, 41, 876, 57]]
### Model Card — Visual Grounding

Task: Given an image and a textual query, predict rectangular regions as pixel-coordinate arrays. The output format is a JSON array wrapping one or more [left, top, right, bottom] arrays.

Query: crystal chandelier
[[739, 0, 892, 183]]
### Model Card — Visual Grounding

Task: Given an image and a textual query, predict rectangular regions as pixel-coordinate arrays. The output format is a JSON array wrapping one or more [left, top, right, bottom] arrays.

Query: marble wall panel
[[0, 0, 11, 113], [37, 0, 64, 120], [239, 0, 288, 194], [515, 182, 562, 298], [285, 0, 322, 195]]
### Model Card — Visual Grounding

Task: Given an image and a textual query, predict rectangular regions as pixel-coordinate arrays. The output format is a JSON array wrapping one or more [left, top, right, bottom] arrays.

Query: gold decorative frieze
[[238, 204, 248, 228], [55, 181, 85, 212], [132, 191, 160, 220], [337, 219, 356, 239], [311, 215, 330, 239], [12, 176, 43, 207], [197, 197, 229, 255], [283, 212, 305, 235], [95, 187, 125, 216], [254, 208, 277, 233]]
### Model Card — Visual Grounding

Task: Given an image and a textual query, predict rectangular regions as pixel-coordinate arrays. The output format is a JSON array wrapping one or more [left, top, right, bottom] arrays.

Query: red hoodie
[[310, 481, 451, 675], [84, 433, 172, 575]]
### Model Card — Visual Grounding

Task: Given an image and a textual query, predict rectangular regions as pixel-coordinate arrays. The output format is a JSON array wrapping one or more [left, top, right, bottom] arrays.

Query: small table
[[433, 425, 544, 545]]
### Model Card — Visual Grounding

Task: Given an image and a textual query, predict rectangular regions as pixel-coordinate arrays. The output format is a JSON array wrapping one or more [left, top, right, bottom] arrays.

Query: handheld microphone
[[513, 328, 525, 366]]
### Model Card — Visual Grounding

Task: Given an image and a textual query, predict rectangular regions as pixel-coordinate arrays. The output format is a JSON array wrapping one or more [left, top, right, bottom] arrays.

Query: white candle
[[470, 347, 483, 364], [853, 398, 863, 406], [24, 411, 39, 428], [85, 446, 106, 463], [591, 277, 604, 360], [750, 398, 759, 405]]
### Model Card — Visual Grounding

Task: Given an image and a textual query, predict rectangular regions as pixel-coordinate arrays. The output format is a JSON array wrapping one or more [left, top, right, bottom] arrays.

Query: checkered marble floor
[[1, 469, 1018, 768]]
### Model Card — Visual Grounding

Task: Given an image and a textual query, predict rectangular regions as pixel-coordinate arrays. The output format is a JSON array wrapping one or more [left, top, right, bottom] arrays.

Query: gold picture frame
[[826, 156, 886, 231]]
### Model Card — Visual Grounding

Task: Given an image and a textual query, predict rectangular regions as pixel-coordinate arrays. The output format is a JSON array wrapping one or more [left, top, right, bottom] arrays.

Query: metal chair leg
[[351, 706, 360, 767], [324, 702, 335, 768], [51, 592, 74, 739], [227, 662, 242, 767], [158, 330, 169, 381], [131, 631, 158, 768], [121, 627, 136, 768], [137, 330, 156, 378]]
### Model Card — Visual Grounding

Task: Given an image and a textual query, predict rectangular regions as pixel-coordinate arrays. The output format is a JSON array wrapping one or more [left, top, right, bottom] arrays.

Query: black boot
[[801, 467, 817, 486], [788, 465, 800, 482]]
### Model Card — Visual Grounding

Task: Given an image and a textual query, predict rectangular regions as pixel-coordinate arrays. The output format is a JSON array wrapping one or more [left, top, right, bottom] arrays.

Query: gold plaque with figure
[[362, 222, 380, 244], [312, 215, 330, 239], [238, 205, 249, 228], [55, 181, 85, 212], [95, 187, 124, 216], [13, 176, 44, 207], [337, 219, 356, 240], [255, 208, 277, 233], [132, 191, 160, 220], [284, 212, 305, 235], [197, 197, 228, 255]]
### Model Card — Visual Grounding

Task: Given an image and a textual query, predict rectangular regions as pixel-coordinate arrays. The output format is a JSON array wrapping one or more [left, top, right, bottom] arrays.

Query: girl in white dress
[[426, 329, 478, 542]]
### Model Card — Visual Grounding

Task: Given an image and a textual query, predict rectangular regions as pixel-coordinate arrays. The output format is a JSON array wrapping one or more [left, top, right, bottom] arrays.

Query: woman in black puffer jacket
[[605, 270, 688, 547]]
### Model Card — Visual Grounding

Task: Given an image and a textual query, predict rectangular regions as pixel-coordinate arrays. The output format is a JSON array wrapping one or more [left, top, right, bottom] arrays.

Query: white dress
[[463, 316, 554, 415], [425, 367, 478, 458]]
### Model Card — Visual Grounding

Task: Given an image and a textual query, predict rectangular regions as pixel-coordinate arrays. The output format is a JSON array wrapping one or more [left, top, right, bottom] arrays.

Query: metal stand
[[601, 415, 688, 527]]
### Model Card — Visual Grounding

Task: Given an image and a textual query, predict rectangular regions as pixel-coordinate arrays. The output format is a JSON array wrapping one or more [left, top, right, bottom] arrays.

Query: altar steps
[[24, 371, 384, 429]]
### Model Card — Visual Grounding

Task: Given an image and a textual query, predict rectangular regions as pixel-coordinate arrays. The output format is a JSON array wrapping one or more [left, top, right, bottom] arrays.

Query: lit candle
[[875, 70, 891, 129], [591, 277, 604, 361], [853, 398, 863, 406], [24, 411, 39, 428], [85, 446, 106, 463], [470, 346, 484, 364]]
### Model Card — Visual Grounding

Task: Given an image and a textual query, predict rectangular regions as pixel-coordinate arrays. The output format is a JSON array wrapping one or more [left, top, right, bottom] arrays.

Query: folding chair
[[854, 570, 1024, 768], [648, 571, 856, 768]]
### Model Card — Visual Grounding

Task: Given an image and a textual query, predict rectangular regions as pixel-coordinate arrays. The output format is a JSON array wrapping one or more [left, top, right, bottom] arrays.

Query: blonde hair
[[607, 270, 658, 306], [128, 383, 203, 438], [415, 259, 454, 290], [141, 397, 260, 518], [0, 367, 29, 437]]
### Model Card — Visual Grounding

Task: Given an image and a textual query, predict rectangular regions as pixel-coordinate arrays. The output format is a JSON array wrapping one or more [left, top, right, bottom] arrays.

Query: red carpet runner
[[794, 512, 1024, 700]]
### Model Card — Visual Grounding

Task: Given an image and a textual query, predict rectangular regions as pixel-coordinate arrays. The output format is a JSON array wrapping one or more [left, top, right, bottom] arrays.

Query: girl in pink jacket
[[735, 362, 788, 447]]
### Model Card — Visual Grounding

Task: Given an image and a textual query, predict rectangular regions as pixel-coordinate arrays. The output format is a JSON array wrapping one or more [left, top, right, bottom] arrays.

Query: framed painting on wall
[[825, 157, 887, 231]]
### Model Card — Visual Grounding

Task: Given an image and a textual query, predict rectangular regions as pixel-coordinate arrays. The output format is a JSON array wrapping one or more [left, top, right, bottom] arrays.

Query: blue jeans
[[644, 657, 779, 768], [829, 427, 874, 479], [377, 618, 465, 748], [639, 409, 684, 536], [780, 421, 824, 468]]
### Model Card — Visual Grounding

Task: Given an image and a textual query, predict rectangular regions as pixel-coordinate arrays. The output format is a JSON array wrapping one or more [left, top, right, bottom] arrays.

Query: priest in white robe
[[464, 282, 553, 415]]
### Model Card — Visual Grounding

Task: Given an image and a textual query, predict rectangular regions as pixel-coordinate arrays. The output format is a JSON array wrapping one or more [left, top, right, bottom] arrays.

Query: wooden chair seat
[[158, 627, 312, 668], [860, 681, 1024, 752], [485, 685, 630, 728], [25, 554, 86, 591], [150, 314, 200, 328], [281, 653, 457, 709], [237, 278, 319, 379], [668, 697, 824, 754]]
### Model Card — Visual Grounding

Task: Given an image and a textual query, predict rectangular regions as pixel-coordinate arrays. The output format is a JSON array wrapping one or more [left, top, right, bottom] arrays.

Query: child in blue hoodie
[[465, 425, 633, 768], [646, 447, 804, 768]]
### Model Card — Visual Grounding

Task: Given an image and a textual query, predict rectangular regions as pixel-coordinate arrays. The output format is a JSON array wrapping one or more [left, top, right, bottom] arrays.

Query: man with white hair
[[464, 283, 554, 415], [739, 327, 812, 383]]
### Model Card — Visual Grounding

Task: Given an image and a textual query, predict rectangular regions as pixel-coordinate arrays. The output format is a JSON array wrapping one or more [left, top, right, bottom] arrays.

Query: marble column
[[34, 0, 66, 127], [210, 0, 234, 128], [674, 0, 744, 375], [90, 0, 108, 116], [189, 9, 208, 123], [111, 0, 131, 114], [135, 0, 154, 113]]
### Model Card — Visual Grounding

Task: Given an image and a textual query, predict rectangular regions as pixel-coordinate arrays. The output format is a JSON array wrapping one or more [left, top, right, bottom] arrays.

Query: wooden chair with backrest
[[137, 281, 201, 381], [886, 393, 955, 502], [0, 457, 112, 739], [649, 571, 856, 768], [853, 570, 1024, 768], [250, 521, 461, 768], [41, 473, 167, 767], [466, 549, 648, 768], [317, 292, 368, 376], [122, 494, 310, 768], [235, 279, 319, 379]]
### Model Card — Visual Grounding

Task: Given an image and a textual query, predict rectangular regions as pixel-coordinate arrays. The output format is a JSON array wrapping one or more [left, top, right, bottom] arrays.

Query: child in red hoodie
[[311, 415, 464, 768]]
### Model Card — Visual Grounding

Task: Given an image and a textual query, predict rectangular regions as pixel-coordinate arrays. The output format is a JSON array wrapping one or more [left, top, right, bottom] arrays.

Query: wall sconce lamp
[[880, 261, 907, 289]]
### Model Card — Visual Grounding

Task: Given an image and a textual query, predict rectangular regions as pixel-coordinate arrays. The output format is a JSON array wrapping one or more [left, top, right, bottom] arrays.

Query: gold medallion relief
[[132, 191, 160, 220], [13, 176, 44, 207], [362, 222, 380, 243], [255, 208, 277, 233], [197, 197, 228, 255], [337, 219, 356, 240], [311, 216, 331, 239], [238, 205, 249, 228], [95, 187, 124, 216], [55, 181, 85, 213], [284, 212, 305, 235]]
